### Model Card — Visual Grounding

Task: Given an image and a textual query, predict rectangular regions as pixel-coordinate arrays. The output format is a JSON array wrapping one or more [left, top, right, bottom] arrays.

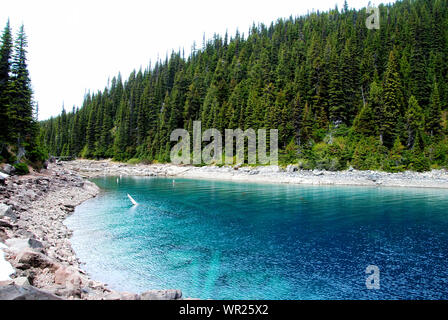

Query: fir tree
[[427, 81, 443, 137], [9, 25, 34, 153], [406, 95, 424, 149], [0, 20, 13, 144], [381, 50, 404, 148]]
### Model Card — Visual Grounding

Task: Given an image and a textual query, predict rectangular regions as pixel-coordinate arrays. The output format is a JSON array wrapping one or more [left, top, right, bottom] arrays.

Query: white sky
[[1, 0, 389, 120]]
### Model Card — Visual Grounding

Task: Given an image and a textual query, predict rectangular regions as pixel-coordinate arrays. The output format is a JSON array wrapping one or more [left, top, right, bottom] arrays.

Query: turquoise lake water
[[64, 177, 448, 300]]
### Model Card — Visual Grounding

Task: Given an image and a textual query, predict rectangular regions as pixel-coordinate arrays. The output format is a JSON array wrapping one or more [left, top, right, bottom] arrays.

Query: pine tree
[[389, 137, 405, 172], [8, 25, 34, 155], [0, 20, 13, 144], [353, 102, 376, 137], [368, 80, 383, 142], [298, 102, 314, 148], [427, 81, 442, 137], [85, 106, 97, 157], [381, 50, 404, 148], [406, 95, 424, 149], [113, 96, 130, 160]]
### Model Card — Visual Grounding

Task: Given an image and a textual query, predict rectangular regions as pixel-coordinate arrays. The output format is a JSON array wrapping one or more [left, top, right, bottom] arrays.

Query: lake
[[65, 177, 448, 300]]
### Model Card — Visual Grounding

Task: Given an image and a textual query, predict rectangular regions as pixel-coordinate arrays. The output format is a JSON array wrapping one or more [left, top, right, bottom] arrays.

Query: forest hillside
[[40, 0, 448, 172]]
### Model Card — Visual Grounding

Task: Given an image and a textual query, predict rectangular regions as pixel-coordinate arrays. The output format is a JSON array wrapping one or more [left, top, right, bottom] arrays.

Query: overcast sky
[[1, 0, 389, 120]]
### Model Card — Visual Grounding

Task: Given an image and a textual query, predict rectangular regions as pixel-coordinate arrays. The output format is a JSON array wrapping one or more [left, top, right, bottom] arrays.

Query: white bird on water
[[127, 194, 138, 206]]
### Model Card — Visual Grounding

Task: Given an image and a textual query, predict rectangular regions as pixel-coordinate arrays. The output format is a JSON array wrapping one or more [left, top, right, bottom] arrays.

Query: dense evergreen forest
[[0, 21, 45, 174], [40, 0, 448, 172]]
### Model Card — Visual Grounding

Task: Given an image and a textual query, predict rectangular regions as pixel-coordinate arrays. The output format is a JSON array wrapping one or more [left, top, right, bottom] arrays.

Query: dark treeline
[[1, 21, 45, 173], [41, 0, 448, 172]]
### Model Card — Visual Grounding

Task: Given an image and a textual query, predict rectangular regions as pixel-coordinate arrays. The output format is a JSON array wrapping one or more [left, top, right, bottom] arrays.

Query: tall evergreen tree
[[427, 81, 443, 137], [381, 50, 404, 148], [0, 20, 13, 144], [406, 95, 425, 149], [9, 25, 34, 152]]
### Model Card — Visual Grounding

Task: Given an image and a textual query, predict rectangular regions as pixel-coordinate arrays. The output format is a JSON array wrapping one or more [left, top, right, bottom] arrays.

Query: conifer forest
[[26, 0, 448, 171]]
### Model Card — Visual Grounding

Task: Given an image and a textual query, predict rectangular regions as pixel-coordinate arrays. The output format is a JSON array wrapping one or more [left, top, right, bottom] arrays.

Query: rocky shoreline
[[64, 159, 448, 189], [0, 163, 183, 300]]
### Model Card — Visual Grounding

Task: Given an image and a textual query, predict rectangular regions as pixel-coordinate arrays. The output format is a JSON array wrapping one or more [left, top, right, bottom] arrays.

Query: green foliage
[[353, 103, 376, 137], [405, 96, 425, 148], [352, 137, 385, 171], [381, 51, 404, 148], [405, 132, 431, 172], [26, 144, 48, 163], [282, 140, 299, 165], [13, 162, 29, 175], [430, 141, 448, 166], [0, 20, 13, 143], [311, 137, 351, 171], [127, 158, 141, 165], [386, 137, 406, 172], [408, 152, 431, 173], [427, 81, 443, 137]]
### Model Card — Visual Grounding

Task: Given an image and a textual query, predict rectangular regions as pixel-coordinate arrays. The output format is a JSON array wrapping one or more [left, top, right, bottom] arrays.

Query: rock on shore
[[0, 163, 184, 300]]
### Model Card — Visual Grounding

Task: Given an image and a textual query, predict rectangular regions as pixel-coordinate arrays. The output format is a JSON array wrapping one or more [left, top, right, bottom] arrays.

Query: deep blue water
[[65, 177, 448, 300]]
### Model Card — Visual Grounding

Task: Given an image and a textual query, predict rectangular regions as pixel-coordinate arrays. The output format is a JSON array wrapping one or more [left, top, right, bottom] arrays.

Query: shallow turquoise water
[[65, 177, 448, 300]]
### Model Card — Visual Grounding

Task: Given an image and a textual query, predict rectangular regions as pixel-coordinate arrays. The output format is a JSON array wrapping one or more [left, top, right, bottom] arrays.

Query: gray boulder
[[13, 277, 31, 287], [104, 291, 140, 300], [0, 204, 15, 220], [15, 249, 58, 270], [140, 289, 182, 300], [28, 238, 44, 250], [0, 284, 62, 300], [1, 164, 15, 175], [0, 172, 7, 181]]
